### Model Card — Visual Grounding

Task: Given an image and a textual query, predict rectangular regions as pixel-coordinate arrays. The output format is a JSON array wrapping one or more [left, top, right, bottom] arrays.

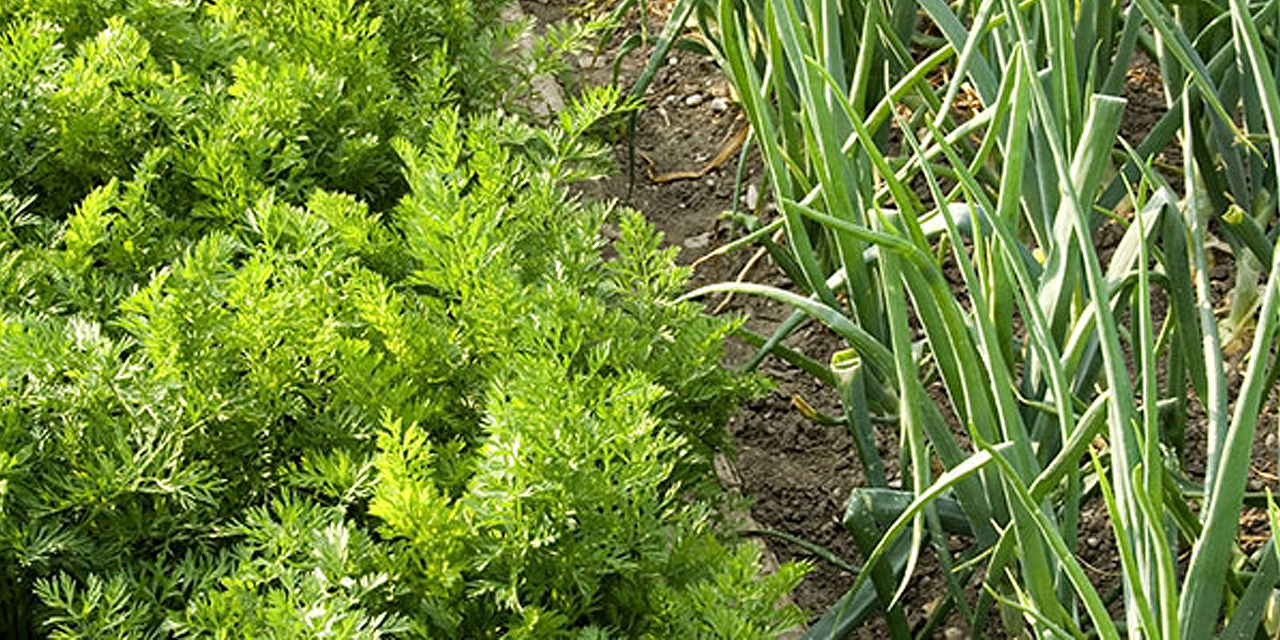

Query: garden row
[[0, 0, 806, 636], [649, 0, 1280, 635]]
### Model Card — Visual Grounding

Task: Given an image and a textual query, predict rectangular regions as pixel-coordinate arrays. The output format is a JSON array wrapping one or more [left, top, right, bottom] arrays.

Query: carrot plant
[[0, 1, 808, 637], [664, 0, 1280, 635]]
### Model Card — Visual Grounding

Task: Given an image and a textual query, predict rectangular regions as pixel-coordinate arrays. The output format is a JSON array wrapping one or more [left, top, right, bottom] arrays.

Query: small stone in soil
[[744, 184, 760, 210], [710, 97, 730, 113], [704, 178, 716, 188], [944, 627, 965, 640], [1086, 536, 1101, 548], [684, 232, 713, 249], [684, 93, 704, 107]]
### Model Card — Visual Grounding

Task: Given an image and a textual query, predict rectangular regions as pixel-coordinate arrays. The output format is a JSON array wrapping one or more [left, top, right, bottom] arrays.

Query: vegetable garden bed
[[11, 0, 1280, 636], [576, 0, 1280, 636]]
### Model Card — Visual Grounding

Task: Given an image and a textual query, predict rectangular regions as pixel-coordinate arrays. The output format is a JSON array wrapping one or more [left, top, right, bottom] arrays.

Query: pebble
[[704, 178, 716, 188], [667, 56, 678, 66], [1086, 536, 1101, 548], [944, 627, 965, 640], [684, 232, 713, 249], [684, 93, 704, 107], [709, 97, 730, 113], [744, 184, 760, 210]]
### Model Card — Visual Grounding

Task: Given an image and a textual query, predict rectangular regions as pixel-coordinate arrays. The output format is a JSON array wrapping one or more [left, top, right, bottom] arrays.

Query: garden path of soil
[[521, 1, 1280, 636]]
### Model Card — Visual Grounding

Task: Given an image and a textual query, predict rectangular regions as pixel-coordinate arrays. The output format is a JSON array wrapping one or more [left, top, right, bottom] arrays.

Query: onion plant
[[652, 0, 1280, 635]]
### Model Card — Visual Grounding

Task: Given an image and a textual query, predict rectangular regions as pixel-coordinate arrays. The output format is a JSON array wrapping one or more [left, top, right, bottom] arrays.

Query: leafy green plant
[[0, 1, 806, 636]]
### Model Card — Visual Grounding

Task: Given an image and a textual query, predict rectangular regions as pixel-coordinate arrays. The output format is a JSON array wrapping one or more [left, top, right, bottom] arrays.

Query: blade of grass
[[833, 350, 889, 487], [874, 243, 932, 613], [845, 487, 914, 639], [834, 444, 1011, 616], [1219, 541, 1280, 640], [682, 282, 895, 378], [716, 0, 840, 307], [732, 324, 838, 388], [1179, 204, 1280, 638], [983, 438, 1120, 639]]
